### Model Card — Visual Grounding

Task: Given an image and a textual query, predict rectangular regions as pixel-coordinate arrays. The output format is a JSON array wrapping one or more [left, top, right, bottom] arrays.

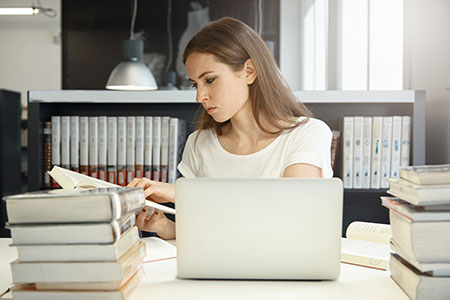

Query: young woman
[[128, 17, 333, 240]]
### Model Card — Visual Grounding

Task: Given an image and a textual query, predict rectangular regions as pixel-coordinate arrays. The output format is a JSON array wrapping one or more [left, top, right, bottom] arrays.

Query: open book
[[341, 221, 392, 270], [48, 166, 175, 215]]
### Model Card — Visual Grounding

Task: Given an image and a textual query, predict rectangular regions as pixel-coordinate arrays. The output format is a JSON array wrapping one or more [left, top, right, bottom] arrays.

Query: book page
[[341, 238, 391, 270], [143, 237, 176, 262], [346, 221, 392, 244]]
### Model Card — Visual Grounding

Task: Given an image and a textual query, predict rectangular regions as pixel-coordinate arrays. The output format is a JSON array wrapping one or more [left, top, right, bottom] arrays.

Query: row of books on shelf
[[4, 185, 148, 300], [342, 115, 411, 189], [45, 115, 187, 188]]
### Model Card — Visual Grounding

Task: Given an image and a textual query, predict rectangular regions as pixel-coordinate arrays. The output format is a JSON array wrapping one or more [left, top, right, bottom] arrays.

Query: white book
[[400, 116, 411, 168], [107, 117, 118, 184], [51, 116, 61, 187], [370, 116, 383, 189], [342, 117, 354, 188], [89, 117, 99, 178], [390, 116, 402, 178], [362, 117, 372, 189], [69, 116, 79, 172], [98, 116, 108, 181], [152, 116, 162, 181], [168, 118, 187, 184], [353, 117, 364, 189], [60, 116, 70, 170], [79, 116, 89, 175], [15, 227, 140, 262], [135, 116, 145, 178], [126, 116, 136, 184], [117, 116, 127, 186], [160, 116, 171, 183], [144, 116, 153, 179], [380, 116, 393, 188], [10, 241, 145, 283]]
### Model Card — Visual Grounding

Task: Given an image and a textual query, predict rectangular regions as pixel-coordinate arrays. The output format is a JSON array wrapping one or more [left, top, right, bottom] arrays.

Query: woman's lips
[[206, 107, 217, 113]]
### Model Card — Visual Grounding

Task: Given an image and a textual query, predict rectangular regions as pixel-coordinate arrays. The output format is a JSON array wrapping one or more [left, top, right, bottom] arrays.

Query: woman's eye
[[191, 83, 197, 89], [206, 77, 215, 84]]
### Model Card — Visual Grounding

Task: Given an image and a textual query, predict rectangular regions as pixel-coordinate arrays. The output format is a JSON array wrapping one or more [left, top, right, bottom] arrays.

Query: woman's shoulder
[[292, 117, 331, 135], [185, 128, 215, 147]]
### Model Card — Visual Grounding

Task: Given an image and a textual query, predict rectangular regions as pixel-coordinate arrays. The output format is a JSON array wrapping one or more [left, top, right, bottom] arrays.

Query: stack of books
[[382, 164, 450, 300], [4, 187, 146, 300]]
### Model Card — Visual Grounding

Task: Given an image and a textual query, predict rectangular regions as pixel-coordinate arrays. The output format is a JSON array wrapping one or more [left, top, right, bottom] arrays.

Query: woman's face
[[186, 52, 253, 123]]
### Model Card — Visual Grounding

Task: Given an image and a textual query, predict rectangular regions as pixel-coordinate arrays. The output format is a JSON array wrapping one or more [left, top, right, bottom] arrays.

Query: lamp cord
[[130, 0, 138, 40], [164, 0, 173, 73], [34, 0, 57, 18], [0, 288, 10, 298]]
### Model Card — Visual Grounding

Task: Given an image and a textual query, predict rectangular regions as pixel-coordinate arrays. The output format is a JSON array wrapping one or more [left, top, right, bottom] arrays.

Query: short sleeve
[[283, 119, 333, 178], [177, 132, 198, 178]]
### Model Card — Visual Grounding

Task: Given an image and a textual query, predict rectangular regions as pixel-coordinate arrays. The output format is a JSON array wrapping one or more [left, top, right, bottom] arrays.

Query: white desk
[[0, 238, 409, 300]]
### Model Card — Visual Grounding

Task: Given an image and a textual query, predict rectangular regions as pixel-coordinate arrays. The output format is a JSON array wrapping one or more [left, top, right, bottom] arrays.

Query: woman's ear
[[243, 58, 257, 85]]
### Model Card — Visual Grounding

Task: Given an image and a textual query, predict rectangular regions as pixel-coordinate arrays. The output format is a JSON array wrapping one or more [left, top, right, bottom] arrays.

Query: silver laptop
[[175, 178, 343, 280]]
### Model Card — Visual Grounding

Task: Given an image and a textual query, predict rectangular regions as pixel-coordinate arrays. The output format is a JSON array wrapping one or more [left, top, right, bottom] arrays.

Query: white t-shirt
[[178, 117, 333, 178]]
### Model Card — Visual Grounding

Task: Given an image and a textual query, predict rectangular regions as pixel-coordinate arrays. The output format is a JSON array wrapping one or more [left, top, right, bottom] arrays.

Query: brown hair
[[183, 17, 313, 136]]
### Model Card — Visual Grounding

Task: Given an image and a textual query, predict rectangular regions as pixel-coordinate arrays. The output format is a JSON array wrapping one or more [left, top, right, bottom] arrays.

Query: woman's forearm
[[156, 219, 176, 240]]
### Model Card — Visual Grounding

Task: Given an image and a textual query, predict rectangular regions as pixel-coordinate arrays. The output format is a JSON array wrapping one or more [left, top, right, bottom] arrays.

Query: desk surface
[[0, 237, 408, 300]]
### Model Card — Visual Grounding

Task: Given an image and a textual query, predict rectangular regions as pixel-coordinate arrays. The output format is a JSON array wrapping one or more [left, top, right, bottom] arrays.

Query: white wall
[[0, 0, 61, 109], [405, 0, 450, 164]]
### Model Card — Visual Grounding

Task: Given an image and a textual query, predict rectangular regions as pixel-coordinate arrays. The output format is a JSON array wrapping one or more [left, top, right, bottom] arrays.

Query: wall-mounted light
[[0, 1, 56, 17], [106, 0, 157, 91]]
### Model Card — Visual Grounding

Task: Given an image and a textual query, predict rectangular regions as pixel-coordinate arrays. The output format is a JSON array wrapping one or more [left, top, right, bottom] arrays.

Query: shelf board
[[344, 188, 388, 194], [28, 90, 420, 104]]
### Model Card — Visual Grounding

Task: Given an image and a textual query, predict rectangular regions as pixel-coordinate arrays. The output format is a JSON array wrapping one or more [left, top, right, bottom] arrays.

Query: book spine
[[79, 116, 89, 176], [380, 116, 393, 189], [152, 116, 162, 182], [107, 116, 118, 184], [51, 116, 61, 187], [144, 116, 153, 179], [126, 116, 136, 184], [135, 116, 145, 179], [60, 116, 70, 170], [160, 116, 170, 183], [390, 116, 402, 178], [117, 116, 127, 186], [168, 118, 187, 183], [370, 116, 383, 188], [98, 116, 107, 181], [88, 116, 99, 178], [43, 121, 52, 188], [362, 117, 372, 189], [69, 116, 79, 172], [112, 212, 136, 241], [111, 188, 146, 220], [400, 116, 411, 167], [353, 116, 363, 189], [342, 117, 354, 189]]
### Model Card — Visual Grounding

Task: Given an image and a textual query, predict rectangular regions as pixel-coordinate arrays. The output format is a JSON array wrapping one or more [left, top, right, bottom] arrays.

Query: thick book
[[126, 116, 136, 184], [389, 208, 450, 262], [381, 196, 450, 222], [11, 240, 145, 283], [370, 116, 383, 188], [11, 267, 144, 299], [168, 118, 187, 184], [390, 253, 450, 300], [135, 116, 145, 178], [388, 177, 450, 205], [15, 226, 140, 262], [160, 116, 170, 183], [399, 164, 450, 185], [47, 165, 175, 214], [341, 221, 392, 270], [342, 116, 354, 188], [60, 116, 70, 170], [43, 121, 52, 187], [51, 116, 61, 187], [380, 116, 393, 188], [5, 187, 145, 224], [352, 116, 363, 188], [144, 116, 153, 179], [107, 116, 118, 184], [390, 116, 402, 178], [69, 116, 79, 172], [117, 116, 127, 186], [98, 116, 108, 181], [361, 117, 372, 189], [88, 116, 99, 178], [152, 116, 162, 181], [400, 116, 411, 168], [8, 212, 136, 245], [79, 116, 89, 175]]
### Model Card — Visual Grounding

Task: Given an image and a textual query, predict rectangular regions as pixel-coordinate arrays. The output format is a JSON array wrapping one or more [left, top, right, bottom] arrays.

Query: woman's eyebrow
[[188, 71, 214, 82]]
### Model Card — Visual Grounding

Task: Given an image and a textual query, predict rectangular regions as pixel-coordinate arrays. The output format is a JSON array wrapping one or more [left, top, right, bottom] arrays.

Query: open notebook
[[48, 166, 175, 215]]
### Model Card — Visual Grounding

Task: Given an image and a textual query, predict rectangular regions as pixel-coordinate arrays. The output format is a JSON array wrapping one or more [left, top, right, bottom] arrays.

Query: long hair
[[183, 17, 313, 136]]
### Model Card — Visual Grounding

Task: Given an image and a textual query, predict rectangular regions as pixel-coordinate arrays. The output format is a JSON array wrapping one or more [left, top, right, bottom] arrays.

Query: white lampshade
[[106, 39, 158, 91]]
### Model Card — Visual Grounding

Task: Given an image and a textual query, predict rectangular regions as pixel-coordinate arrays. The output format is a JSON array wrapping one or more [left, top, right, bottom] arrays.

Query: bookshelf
[[27, 90, 426, 233]]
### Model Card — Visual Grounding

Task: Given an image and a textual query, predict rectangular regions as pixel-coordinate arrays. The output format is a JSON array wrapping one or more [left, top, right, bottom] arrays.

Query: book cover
[[160, 116, 171, 183], [380, 116, 393, 189], [79, 116, 89, 176], [388, 177, 450, 205], [69, 116, 79, 172], [51, 116, 61, 187], [330, 130, 340, 171], [353, 117, 363, 189], [61, 116, 70, 170], [399, 164, 450, 185], [362, 117, 372, 189], [126, 116, 136, 184], [370, 116, 383, 188], [107, 116, 118, 184], [152, 116, 162, 182], [43, 121, 52, 188], [390, 116, 402, 178], [400, 116, 411, 168], [98, 116, 108, 181], [168, 118, 187, 184]]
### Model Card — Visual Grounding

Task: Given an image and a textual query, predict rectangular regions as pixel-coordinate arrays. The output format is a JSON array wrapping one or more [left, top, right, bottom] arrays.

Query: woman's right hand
[[127, 177, 176, 203], [135, 207, 175, 239]]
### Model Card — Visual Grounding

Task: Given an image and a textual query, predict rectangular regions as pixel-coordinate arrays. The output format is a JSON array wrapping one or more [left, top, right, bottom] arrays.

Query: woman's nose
[[196, 87, 208, 103]]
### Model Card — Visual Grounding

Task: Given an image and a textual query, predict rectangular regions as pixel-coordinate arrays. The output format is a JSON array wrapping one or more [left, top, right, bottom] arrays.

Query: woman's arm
[[135, 207, 176, 239], [283, 163, 322, 178]]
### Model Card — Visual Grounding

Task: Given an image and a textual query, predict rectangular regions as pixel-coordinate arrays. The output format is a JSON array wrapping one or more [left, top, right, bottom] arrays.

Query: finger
[[144, 186, 156, 200], [127, 178, 139, 187], [137, 180, 149, 189], [135, 208, 148, 228]]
